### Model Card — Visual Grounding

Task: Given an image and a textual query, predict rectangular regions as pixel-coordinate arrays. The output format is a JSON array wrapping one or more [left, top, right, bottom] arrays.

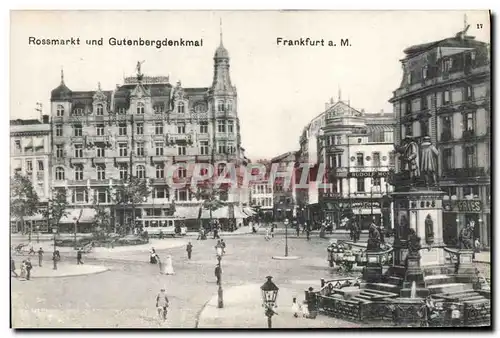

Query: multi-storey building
[[270, 151, 299, 221], [389, 28, 491, 247], [10, 115, 51, 233], [296, 97, 395, 230], [250, 180, 274, 220], [49, 36, 249, 232]]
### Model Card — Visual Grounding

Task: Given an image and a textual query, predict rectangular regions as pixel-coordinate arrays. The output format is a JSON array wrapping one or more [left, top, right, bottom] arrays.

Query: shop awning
[[60, 208, 96, 223], [233, 207, 249, 219], [10, 213, 45, 221], [22, 138, 33, 149], [34, 138, 45, 149], [174, 206, 201, 219], [243, 207, 256, 216]]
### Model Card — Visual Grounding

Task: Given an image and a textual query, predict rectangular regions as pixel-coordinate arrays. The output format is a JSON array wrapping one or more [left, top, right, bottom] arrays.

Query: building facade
[[49, 37, 249, 231], [297, 98, 395, 230], [389, 29, 491, 247], [270, 151, 299, 221], [10, 115, 52, 233], [250, 180, 274, 220]]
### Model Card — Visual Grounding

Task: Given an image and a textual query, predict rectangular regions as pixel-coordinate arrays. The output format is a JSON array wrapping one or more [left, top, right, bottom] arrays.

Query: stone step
[[424, 274, 454, 286], [427, 283, 470, 295], [350, 296, 371, 304], [356, 294, 375, 301], [460, 295, 486, 301], [432, 289, 477, 298], [363, 282, 401, 294], [362, 288, 399, 297], [464, 299, 490, 305], [387, 276, 404, 286]]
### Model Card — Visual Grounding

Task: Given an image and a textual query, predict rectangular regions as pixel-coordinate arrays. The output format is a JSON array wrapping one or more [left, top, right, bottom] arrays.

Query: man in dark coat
[[215, 264, 222, 285], [11, 258, 18, 278], [37, 247, 44, 267], [186, 242, 193, 260], [25, 258, 33, 280], [77, 249, 84, 265]]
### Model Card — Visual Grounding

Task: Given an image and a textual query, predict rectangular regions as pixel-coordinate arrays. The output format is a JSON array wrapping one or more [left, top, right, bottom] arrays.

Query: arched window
[[136, 165, 146, 179], [226, 100, 233, 112], [156, 164, 164, 179], [137, 102, 145, 115], [217, 100, 225, 113], [74, 165, 83, 181], [55, 167, 65, 180], [177, 101, 185, 114], [97, 165, 106, 180], [56, 105, 65, 117], [96, 104, 104, 116]]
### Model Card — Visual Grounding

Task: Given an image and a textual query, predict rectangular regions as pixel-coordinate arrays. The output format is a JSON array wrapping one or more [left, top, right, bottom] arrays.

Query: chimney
[[380, 109, 384, 115], [325, 102, 329, 110], [42, 115, 49, 124]]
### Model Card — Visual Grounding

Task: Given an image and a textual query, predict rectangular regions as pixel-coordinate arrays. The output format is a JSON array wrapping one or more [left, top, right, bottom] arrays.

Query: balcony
[[150, 155, 166, 163], [114, 156, 130, 164], [54, 157, 66, 165], [89, 136, 110, 143], [70, 157, 88, 165], [70, 136, 84, 143], [442, 167, 487, 179], [440, 130, 453, 142], [462, 129, 476, 140]]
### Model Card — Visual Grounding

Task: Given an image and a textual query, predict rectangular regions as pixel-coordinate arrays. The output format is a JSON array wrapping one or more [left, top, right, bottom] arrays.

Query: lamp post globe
[[260, 276, 279, 328]]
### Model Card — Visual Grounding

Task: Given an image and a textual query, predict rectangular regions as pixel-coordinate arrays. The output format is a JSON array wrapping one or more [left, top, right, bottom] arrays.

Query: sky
[[10, 10, 490, 160]]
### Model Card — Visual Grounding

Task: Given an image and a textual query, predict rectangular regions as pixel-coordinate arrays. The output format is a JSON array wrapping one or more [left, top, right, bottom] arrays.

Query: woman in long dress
[[20, 260, 26, 279], [164, 255, 175, 275]]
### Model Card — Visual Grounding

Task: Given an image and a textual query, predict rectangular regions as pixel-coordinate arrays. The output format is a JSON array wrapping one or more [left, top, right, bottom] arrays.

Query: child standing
[[291, 297, 301, 318]]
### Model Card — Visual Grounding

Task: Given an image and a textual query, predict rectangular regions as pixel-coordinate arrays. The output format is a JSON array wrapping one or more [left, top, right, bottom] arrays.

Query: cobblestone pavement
[[11, 235, 344, 328]]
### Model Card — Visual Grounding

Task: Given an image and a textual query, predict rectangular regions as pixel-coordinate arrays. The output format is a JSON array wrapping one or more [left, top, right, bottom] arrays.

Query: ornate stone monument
[[390, 135, 446, 296]]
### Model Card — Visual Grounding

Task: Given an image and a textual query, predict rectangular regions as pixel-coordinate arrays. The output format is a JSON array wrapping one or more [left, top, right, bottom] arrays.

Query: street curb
[[30, 267, 111, 279], [194, 293, 215, 328], [272, 256, 300, 260], [474, 260, 490, 264]]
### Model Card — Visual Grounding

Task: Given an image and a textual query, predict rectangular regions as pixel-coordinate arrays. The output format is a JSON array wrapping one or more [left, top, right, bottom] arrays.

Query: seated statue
[[367, 223, 381, 251], [459, 224, 474, 249], [407, 228, 421, 256]]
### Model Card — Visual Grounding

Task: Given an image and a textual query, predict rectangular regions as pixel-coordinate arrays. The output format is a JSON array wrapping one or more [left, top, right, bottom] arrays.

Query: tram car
[[136, 216, 187, 237]]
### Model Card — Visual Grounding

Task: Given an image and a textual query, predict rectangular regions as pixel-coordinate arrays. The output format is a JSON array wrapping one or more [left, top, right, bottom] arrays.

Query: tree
[[10, 172, 40, 241], [112, 176, 150, 234], [191, 182, 225, 230], [91, 188, 112, 238], [42, 188, 69, 232]]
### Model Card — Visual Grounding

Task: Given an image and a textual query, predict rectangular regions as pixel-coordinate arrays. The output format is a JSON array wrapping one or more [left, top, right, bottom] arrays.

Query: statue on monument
[[397, 214, 410, 241], [459, 221, 475, 249], [395, 135, 420, 186], [407, 228, 422, 256], [424, 214, 434, 245], [420, 136, 439, 187], [135, 60, 145, 77], [367, 222, 381, 251]]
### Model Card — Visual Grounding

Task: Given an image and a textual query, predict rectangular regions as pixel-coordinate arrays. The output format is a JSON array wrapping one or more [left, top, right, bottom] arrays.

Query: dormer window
[[73, 108, 84, 116], [136, 102, 145, 115], [217, 100, 225, 113], [443, 90, 451, 105], [177, 101, 185, 114], [56, 105, 65, 117], [443, 58, 453, 73], [96, 104, 104, 116], [422, 65, 428, 79]]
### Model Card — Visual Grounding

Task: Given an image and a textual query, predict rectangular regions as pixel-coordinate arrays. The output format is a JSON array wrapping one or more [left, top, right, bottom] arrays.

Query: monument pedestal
[[400, 253, 430, 298], [362, 251, 383, 283], [455, 249, 477, 284]]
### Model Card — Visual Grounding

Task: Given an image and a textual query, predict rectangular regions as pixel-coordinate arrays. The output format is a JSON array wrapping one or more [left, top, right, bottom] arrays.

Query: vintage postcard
[[10, 10, 491, 329]]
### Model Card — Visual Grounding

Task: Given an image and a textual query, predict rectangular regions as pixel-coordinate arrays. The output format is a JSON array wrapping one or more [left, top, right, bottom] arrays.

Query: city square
[[10, 10, 491, 329]]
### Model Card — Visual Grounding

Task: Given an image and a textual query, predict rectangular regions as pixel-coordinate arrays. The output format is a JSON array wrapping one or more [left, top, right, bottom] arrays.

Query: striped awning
[[34, 138, 45, 149], [60, 208, 96, 223], [367, 124, 393, 133], [22, 138, 33, 149], [174, 206, 201, 219]]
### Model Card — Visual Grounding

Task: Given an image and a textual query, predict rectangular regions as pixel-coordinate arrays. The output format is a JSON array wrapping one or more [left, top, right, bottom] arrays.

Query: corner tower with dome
[[48, 34, 250, 234]]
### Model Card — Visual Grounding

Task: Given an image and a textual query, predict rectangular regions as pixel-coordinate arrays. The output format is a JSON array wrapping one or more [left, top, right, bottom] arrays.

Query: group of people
[[149, 247, 175, 275], [11, 257, 33, 280], [291, 287, 318, 319]]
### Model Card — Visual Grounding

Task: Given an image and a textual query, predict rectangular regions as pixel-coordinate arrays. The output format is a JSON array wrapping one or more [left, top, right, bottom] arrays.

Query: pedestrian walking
[[28, 242, 35, 256], [296, 223, 300, 237], [186, 242, 193, 260], [220, 239, 226, 255], [265, 227, 271, 241], [155, 288, 169, 321], [37, 247, 44, 267], [11, 258, 18, 278], [20, 260, 27, 279], [306, 224, 311, 241], [292, 297, 301, 318], [77, 249, 84, 265], [25, 258, 33, 280], [215, 264, 222, 285], [164, 255, 175, 275], [150, 247, 158, 264], [270, 224, 275, 238]]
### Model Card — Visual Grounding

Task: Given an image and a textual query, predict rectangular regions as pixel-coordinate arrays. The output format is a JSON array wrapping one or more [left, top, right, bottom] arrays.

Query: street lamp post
[[284, 218, 289, 257], [216, 246, 224, 308], [52, 226, 58, 270], [260, 276, 279, 328], [36, 225, 40, 243]]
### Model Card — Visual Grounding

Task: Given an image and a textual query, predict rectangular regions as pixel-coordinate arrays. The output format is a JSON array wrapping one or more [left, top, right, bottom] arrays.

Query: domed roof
[[214, 43, 229, 59], [51, 83, 72, 101], [51, 70, 72, 101]]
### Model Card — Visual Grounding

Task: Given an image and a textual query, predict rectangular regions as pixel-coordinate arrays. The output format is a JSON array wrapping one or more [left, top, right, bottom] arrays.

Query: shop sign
[[456, 200, 482, 212], [348, 171, 389, 178]]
